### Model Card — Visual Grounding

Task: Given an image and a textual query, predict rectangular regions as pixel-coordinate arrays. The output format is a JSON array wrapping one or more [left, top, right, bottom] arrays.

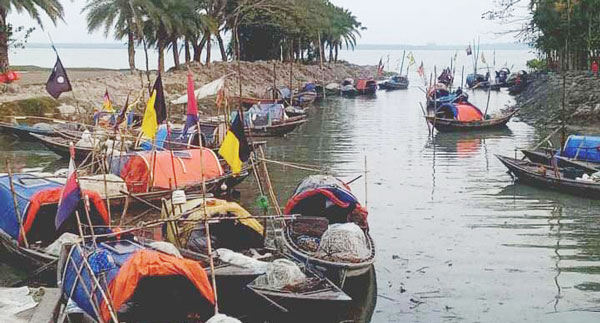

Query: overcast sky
[[8, 0, 529, 45]]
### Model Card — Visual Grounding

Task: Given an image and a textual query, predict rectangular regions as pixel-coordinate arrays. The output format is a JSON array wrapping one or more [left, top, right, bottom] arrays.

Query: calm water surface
[[2, 75, 600, 322]]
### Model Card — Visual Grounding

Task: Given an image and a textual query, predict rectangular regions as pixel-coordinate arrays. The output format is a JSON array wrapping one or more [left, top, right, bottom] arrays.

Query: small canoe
[[496, 154, 600, 199], [426, 109, 518, 132], [246, 117, 307, 137]]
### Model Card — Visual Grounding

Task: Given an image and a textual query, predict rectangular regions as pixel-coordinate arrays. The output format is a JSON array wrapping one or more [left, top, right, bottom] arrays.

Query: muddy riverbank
[[515, 71, 600, 129]]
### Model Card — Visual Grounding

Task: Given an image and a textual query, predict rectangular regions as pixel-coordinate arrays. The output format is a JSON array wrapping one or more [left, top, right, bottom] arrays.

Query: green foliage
[[526, 58, 548, 71], [0, 97, 60, 117]]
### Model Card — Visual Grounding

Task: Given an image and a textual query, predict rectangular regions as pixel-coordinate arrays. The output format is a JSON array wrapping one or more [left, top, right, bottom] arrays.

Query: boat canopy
[[62, 240, 215, 322], [561, 135, 600, 162], [163, 198, 264, 251], [284, 175, 368, 230], [436, 102, 483, 121], [356, 79, 376, 91], [112, 149, 224, 193], [233, 104, 286, 128], [0, 173, 109, 246]]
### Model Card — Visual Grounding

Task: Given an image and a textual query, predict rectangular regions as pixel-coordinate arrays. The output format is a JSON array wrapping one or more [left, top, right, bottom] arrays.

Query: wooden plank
[[28, 288, 62, 323]]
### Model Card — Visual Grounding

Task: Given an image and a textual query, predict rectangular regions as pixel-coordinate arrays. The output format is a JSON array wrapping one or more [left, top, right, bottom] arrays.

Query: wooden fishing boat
[[521, 135, 600, 174], [496, 155, 600, 198], [246, 117, 307, 137], [355, 78, 378, 95], [233, 104, 307, 137], [29, 133, 95, 161], [0, 116, 75, 139], [426, 107, 518, 132], [521, 149, 600, 174], [379, 75, 409, 90], [0, 173, 110, 276], [283, 175, 375, 286]]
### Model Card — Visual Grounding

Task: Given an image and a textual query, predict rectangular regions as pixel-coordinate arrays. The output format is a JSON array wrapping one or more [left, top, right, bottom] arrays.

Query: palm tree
[[83, 0, 147, 72], [0, 0, 64, 72]]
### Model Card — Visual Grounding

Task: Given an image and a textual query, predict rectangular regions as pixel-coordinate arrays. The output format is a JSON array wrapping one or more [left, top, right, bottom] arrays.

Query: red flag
[[417, 61, 425, 77], [186, 69, 198, 116]]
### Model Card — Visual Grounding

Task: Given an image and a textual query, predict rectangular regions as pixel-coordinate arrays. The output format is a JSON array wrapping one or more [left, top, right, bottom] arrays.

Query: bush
[[527, 58, 547, 72]]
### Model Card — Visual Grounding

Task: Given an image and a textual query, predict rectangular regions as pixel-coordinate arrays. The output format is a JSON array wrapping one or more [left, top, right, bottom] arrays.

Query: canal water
[[2, 75, 600, 321]]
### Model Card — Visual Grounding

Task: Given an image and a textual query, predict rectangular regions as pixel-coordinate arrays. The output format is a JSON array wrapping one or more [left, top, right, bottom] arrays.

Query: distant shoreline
[[23, 42, 532, 51]]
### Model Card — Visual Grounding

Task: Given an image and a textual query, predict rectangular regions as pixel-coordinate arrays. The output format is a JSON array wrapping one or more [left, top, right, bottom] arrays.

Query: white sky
[[8, 0, 529, 45]]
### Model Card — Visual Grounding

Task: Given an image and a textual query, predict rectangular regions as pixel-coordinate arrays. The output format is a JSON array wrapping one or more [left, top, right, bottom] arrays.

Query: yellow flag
[[141, 90, 158, 139], [219, 130, 242, 173], [102, 90, 114, 112]]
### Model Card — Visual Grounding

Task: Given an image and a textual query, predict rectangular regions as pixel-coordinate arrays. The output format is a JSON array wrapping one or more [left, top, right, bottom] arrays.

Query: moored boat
[[379, 75, 409, 90], [496, 154, 600, 199], [283, 175, 375, 286], [355, 78, 378, 95], [425, 101, 518, 132], [232, 103, 307, 137], [521, 135, 600, 174]]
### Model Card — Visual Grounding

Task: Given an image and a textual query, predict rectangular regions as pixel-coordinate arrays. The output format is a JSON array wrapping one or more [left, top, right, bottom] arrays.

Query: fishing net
[[316, 223, 370, 262], [254, 259, 306, 289]]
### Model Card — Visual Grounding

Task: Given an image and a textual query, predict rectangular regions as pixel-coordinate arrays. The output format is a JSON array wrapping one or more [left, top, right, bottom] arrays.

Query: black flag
[[153, 74, 167, 124], [46, 56, 72, 99]]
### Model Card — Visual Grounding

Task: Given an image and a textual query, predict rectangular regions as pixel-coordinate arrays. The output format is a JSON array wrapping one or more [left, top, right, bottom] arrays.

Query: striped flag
[[55, 144, 82, 229]]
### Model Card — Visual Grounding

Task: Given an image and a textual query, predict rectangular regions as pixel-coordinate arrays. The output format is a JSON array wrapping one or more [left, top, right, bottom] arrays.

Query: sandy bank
[[0, 61, 376, 118]]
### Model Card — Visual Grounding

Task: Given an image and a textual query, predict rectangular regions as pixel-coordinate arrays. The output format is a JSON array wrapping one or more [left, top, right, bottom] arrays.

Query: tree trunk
[[127, 27, 136, 73], [329, 44, 333, 63], [335, 44, 339, 62], [172, 39, 180, 68], [184, 38, 191, 64], [158, 39, 165, 74], [0, 8, 9, 72], [216, 32, 227, 61], [194, 34, 208, 62], [205, 33, 211, 66]]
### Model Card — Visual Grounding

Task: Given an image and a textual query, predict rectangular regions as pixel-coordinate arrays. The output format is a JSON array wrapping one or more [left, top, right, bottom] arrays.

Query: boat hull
[[496, 155, 600, 199], [521, 149, 600, 174], [426, 109, 518, 132]]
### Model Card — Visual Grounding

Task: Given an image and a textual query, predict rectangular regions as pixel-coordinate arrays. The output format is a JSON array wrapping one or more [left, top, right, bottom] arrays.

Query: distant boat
[[340, 78, 358, 97], [378, 75, 409, 90], [355, 78, 378, 95]]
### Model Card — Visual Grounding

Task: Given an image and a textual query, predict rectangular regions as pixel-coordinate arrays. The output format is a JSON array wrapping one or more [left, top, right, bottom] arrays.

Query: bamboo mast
[[6, 160, 29, 247]]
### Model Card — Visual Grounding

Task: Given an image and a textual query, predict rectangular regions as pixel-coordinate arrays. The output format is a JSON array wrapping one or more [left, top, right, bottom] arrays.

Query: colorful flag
[[182, 69, 199, 137], [141, 76, 167, 139], [377, 57, 384, 77], [46, 56, 72, 99], [114, 94, 129, 131], [153, 75, 167, 125], [102, 89, 114, 112], [218, 114, 250, 174], [466, 44, 472, 56], [417, 61, 425, 77], [481, 52, 487, 65], [55, 144, 82, 229], [141, 89, 158, 139], [407, 52, 416, 66]]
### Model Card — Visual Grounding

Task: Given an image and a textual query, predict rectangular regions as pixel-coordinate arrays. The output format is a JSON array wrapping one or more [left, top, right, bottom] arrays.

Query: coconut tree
[[83, 0, 148, 72], [0, 0, 64, 72]]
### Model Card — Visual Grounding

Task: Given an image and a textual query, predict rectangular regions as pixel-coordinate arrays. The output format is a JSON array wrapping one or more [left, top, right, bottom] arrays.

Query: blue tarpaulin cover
[[560, 135, 600, 162]]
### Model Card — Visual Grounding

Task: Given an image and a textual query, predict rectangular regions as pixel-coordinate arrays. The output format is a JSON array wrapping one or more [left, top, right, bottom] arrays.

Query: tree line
[[487, 0, 600, 71], [0, 0, 364, 73]]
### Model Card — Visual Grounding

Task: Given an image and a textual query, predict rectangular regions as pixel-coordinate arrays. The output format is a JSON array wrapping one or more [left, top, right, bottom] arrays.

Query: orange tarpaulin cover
[[122, 149, 224, 193], [100, 249, 215, 322], [455, 103, 483, 122]]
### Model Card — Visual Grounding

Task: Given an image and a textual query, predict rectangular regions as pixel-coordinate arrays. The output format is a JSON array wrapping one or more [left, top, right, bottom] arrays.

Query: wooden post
[[6, 160, 29, 247]]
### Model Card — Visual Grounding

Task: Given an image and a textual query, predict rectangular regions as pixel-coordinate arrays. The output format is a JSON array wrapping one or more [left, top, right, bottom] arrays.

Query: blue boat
[[59, 238, 216, 322], [0, 173, 110, 270], [378, 75, 409, 90]]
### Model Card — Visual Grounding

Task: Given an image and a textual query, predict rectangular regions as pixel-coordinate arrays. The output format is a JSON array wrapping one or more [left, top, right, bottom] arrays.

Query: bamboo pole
[[6, 160, 29, 247]]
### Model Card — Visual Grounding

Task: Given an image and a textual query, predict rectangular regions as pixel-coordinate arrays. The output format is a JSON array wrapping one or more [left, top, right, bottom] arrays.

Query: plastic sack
[[216, 248, 269, 272], [206, 313, 242, 323], [316, 223, 369, 262]]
